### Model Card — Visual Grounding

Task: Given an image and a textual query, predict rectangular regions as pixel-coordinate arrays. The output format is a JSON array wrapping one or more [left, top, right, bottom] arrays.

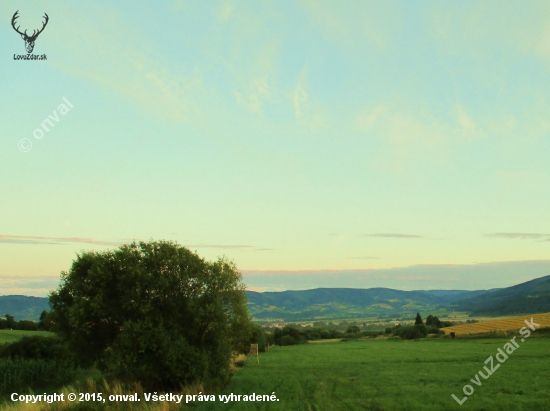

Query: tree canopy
[[49, 240, 252, 389]]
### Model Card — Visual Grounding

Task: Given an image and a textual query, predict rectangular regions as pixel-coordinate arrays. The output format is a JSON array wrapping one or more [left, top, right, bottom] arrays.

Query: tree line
[[269, 313, 474, 344], [0, 312, 51, 331], [383, 313, 470, 339]]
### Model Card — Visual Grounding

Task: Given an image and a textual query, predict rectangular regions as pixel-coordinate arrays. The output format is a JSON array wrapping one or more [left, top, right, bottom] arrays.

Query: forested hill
[[0, 295, 49, 321], [453, 274, 550, 316], [417, 289, 497, 303], [245, 287, 487, 321], [3, 274, 549, 322]]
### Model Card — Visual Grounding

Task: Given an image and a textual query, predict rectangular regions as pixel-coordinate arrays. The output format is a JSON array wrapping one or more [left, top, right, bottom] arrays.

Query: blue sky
[[1, 1, 549, 295]]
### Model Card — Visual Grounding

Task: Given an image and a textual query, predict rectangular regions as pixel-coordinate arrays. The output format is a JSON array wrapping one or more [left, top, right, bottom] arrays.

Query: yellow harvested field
[[442, 312, 550, 335]]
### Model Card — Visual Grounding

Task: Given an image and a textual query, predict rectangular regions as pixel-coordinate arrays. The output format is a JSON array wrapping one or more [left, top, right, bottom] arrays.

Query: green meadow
[[194, 338, 550, 411], [2, 332, 550, 410], [0, 330, 53, 344]]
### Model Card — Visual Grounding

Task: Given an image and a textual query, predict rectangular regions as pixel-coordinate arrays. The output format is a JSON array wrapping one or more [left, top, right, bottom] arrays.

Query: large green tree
[[49, 240, 252, 389]]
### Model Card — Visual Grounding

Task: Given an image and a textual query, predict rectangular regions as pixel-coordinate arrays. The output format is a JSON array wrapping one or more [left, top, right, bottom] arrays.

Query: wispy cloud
[[363, 233, 423, 239], [185, 244, 256, 249], [45, 3, 207, 125], [235, 77, 270, 114], [0, 276, 61, 297], [354, 101, 485, 173], [0, 238, 265, 250], [485, 233, 550, 241], [299, 0, 392, 50], [0, 235, 123, 246]]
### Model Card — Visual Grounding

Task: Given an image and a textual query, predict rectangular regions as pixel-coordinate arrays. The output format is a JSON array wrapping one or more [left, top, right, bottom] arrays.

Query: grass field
[[1, 330, 549, 410], [0, 330, 54, 344], [443, 312, 550, 335], [193, 338, 550, 411]]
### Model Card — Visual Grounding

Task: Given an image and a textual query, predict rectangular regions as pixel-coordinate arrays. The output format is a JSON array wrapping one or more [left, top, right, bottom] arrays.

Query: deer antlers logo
[[11, 11, 49, 54]]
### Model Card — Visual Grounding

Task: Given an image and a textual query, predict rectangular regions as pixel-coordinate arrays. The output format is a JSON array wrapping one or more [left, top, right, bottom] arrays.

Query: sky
[[1, 1, 549, 296]]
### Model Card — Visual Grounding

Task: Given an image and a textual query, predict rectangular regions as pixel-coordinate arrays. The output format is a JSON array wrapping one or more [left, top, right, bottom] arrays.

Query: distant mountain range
[[0, 295, 50, 321], [2, 274, 549, 322], [245, 288, 496, 321], [452, 275, 550, 316], [246, 275, 550, 321]]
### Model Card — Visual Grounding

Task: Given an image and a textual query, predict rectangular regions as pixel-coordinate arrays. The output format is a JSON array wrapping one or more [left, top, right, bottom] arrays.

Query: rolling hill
[[453, 275, 550, 316], [2, 274, 549, 322], [418, 289, 498, 304], [245, 288, 486, 321], [0, 295, 50, 321]]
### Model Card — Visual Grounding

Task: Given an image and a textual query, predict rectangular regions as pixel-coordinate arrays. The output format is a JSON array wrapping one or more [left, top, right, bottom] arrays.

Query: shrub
[[279, 335, 299, 346], [532, 326, 550, 337], [416, 324, 428, 337], [307, 331, 321, 340], [265, 331, 275, 345], [329, 330, 344, 339], [361, 331, 383, 338], [346, 325, 360, 334], [231, 353, 247, 369], [426, 315, 442, 328], [393, 325, 428, 340], [16, 320, 38, 331], [248, 324, 267, 352], [0, 336, 73, 361], [427, 326, 444, 335], [281, 325, 302, 340], [320, 329, 331, 339]]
